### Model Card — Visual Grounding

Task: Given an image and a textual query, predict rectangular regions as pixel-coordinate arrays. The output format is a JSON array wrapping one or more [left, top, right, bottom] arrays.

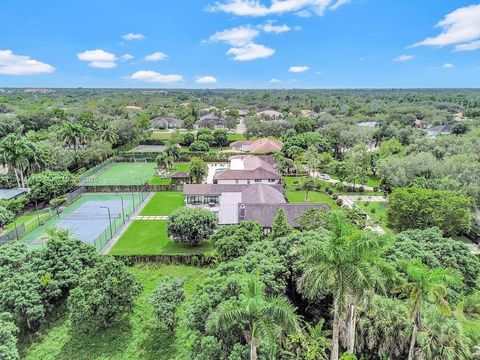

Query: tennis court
[[22, 193, 144, 250], [82, 162, 157, 185]]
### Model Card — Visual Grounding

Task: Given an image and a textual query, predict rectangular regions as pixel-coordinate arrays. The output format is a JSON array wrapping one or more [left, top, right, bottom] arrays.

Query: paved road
[[236, 117, 246, 134]]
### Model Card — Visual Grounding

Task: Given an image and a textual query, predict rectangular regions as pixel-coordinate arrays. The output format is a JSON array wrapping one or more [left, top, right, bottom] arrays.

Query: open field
[[109, 220, 211, 255], [84, 162, 157, 185], [19, 265, 208, 360], [21, 193, 142, 250], [139, 192, 184, 216]]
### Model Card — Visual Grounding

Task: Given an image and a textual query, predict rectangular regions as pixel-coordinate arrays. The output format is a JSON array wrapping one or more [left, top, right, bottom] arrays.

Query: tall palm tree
[[207, 275, 299, 360], [155, 152, 173, 175], [298, 211, 392, 360], [402, 261, 462, 360], [165, 143, 181, 161], [0, 133, 36, 187], [59, 122, 91, 151]]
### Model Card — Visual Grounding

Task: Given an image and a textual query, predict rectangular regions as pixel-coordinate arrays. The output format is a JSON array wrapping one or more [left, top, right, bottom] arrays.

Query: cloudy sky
[[1, 0, 480, 88]]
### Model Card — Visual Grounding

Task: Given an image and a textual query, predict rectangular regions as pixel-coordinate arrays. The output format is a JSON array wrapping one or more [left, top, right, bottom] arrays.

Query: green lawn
[[149, 131, 174, 140], [149, 163, 190, 185], [228, 133, 246, 142], [140, 192, 184, 216], [285, 190, 339, 210], [19, 264, 207, 360], [85, 162, 157, 185], [5, 209, 52, 233], [109, 220, 211, 255], [357, 201, 389, 228]]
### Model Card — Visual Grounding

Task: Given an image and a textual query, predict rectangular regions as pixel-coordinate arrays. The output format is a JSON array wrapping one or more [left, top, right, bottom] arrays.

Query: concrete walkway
[[135, 215, 168, 220], [101, 192, 154, 254], [236, 117, 246, 134]]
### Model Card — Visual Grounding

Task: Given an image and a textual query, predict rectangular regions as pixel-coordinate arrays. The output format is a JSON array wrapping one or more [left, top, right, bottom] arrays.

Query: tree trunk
[[346, 303, 357, 353], [407, 323, 418, 360], [250, 339, 257, 360], [331, 301, 340, 360], [13, 168, 21, 188]]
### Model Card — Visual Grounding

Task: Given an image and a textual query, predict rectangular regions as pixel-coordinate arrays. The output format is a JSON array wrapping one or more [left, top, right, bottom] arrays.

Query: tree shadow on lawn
[[58, 319, 133, 360], [139, 322, 176, 360]]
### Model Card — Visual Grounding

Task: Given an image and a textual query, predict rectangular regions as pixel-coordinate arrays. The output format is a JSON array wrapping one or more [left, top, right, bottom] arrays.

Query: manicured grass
[[19, 264, 207, 360], [228, 133, 246, 141], [357, 201, 389, 228], [149, 163, 190, 185], [139, 192, 184, 216], [149, 131, 174, 140], [285, 190, 339, 210], [5, 209, 51, 232], [109, 220, 211, 255], [365, 175, 381, 187], [85, 162, 157, 185]]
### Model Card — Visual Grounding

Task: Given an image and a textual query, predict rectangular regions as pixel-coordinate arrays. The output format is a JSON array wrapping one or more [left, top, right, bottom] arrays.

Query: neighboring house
[[213, 155, 281, 185], [230, 138, 282, 154], [256, 110, 283, 120], [151, 117, 184, 129], [201, 106, 218, 113], [184, 183, 329, 231], [300, 109, 316, 117], [454, 112, 465, 121], [195, 114, 227, 129], [425, 124, 453, 137], [0, 188, 28, 201], [414, 119, 427, 129], [125, 105, 143, 110]]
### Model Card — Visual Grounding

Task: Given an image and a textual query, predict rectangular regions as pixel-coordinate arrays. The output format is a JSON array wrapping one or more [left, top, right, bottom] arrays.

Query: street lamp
[[136, 177, 144, 201], [34, 199, 41, 225], [100, 206, 113, 239], [13, 218, 19, 241], [115, 193, 125, 221]]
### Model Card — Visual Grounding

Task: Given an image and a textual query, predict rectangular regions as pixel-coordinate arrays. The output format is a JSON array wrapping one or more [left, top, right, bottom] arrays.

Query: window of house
[[255, 179, 261, 182]]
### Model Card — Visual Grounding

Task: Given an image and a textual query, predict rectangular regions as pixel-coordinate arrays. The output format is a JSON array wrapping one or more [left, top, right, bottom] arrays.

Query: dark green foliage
[[168, 207, 218, 246], [213, 129, 228, 147], [209, 221, 263, 261], [149, 277, 185, 330], [0, 206, 14, 228], [283, 132, 330, 158], [27, 170, 77, 203], [189, 156, 208, 183], [387, 186, 472, 235], [270, 207, 294, 239], [384, 227, 480, 293], [180, 132, 195, 146], [0, 312, 19, 360], [296, 208, 330, 231], [197, 133, 215, 146], [189, 140, 210, 152], [68, 256, 142, 330]]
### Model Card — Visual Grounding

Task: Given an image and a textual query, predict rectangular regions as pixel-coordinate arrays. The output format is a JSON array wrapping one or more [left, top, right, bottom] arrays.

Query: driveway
[[338, 195, 387, 234], [310, 171, 376, 191]]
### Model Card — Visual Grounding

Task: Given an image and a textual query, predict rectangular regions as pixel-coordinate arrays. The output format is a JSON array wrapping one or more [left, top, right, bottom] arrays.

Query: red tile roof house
[[213, 155, 282, 185], [183, 183, 329, 232], [230, 138, 282, 154]]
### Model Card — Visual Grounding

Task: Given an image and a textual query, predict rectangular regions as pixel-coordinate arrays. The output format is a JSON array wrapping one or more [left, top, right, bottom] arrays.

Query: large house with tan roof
[[213, 155, 281, 185], [230, 138, 282, 154]]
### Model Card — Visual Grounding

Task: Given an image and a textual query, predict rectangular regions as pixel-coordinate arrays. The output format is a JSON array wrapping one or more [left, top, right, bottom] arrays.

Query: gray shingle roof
[[0, 188, 28, 200], [240, 203, 330, 227]]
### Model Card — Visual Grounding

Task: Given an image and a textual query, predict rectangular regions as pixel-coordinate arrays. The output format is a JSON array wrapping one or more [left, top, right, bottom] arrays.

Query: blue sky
[[1, 0, 479, 88]]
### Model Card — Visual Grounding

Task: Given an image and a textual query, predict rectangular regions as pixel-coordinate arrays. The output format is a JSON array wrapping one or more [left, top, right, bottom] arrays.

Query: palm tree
[[165, 143, 181, 161], [402, 261, 462, 360], [155, 152, 173, 175], [99, 121, 118, 144], [207, 275, 299, 360], [298, 211, 392, 360], [0, 133, 36, 187], [59, 122, 91, 151]]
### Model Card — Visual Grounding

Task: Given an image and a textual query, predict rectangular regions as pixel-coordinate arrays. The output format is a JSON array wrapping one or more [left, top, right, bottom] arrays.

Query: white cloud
[[77, 49, 117, 68], [226, 43, 275, 61], [289, 65, 309, 72], [122, 33, 145, 40], [329, 0, 349, 11], [145, 51, 168, 61], [120, 54, 134, 61], [130, 70, 183, 83], [196, 76, 218, 84], [453, 40, 480, 52], [443, 63, 454, 68], [209, 26, 259, 46], [412, 4, 480, 51], [393, 54, 414, 62], [261, 20, 290, 33], [270, 78, 282, 83], [208, 0, 348, 17], [0, 50, 55, 75], [295, 10, 311, 17]]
